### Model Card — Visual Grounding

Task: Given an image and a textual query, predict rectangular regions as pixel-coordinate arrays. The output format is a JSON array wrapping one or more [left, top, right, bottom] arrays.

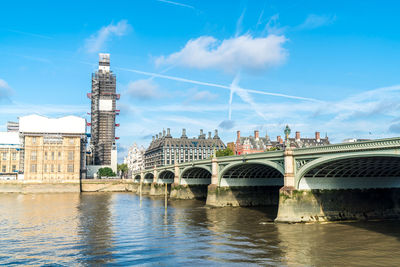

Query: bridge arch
[[159, 170, 174, 180], [180, 166, 211, 185], [181, 166, 211, 179], [219, 161, 284, 187], [134, 174, 141, 181], [296, 154, 400, 189], [144, 172, 154, 183]]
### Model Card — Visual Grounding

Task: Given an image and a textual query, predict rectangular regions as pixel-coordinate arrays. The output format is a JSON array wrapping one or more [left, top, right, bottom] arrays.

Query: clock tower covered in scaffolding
[[88, 53, 119, 170]]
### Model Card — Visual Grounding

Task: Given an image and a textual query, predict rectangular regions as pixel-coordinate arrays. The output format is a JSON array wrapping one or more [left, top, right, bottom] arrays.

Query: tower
[[89, 53, 119, 169]]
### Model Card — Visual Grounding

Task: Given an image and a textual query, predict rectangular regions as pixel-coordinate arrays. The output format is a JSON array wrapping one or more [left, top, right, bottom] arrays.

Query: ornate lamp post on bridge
[[284, 124, 291, 149]]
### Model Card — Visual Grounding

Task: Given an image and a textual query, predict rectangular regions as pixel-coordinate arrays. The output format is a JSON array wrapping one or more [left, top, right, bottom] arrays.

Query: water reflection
[[0, 193, 399, 266], [77, 193, 114, 265]]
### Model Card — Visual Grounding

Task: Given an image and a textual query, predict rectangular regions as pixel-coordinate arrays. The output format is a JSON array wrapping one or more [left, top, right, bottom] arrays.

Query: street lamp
[[284, 125, 291, 148]]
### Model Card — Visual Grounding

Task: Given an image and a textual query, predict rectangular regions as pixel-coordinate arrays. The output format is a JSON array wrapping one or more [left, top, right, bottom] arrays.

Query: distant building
[[144, 128, 226, 169], [0, 132, 22, 180], [7, 121, 19, 132], [124, 143, 145, 173], [235, 129, 330, 155], [88, 53, 119, 172], [343, 138, 370, 143], [227, 142, 236, 154], [19, 114, 87, 182]]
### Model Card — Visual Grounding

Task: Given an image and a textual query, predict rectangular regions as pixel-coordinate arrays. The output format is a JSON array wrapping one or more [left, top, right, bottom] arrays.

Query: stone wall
[[0, 181, 80, 193], [170, 184, 208, 199], [150, 183, 170, 196], [276, 187, 400, 222], [206, 185, 280, 207], [80, 179, 134, 192]]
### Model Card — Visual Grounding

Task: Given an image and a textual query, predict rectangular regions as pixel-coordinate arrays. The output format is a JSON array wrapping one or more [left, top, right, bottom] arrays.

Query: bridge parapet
[[293, 137, 400, 156]]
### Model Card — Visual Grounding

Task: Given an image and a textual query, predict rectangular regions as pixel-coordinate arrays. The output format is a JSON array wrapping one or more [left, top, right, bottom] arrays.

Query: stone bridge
[[132, 137, 400, 222]]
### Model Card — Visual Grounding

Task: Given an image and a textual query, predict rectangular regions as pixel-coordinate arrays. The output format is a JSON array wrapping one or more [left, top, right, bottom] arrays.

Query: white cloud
[[0, 103, 88, 115], [125, 79, 160, 100], [186, 88, 218, 102], [0, 79, 12, 101], [297, 14, 336, 30], [156, 34, 288, 73], [157, 0, 194, 9], [85, 20, 131, 53], [0, 79, 8, 89]]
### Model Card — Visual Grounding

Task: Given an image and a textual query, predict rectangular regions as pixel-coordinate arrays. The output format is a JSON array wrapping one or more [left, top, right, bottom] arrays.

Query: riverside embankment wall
[[0, 180, 81, 193], [0, 179, 136, 193]]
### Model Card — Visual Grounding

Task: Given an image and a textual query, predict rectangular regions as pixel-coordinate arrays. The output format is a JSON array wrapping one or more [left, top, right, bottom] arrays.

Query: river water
[[0, 193, 400, 266]]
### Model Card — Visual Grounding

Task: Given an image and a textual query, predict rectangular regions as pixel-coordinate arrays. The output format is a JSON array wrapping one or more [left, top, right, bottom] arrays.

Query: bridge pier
[[275, 188, 400, 222], [207, 185, 280, 206], [150, 183, 170, 196]]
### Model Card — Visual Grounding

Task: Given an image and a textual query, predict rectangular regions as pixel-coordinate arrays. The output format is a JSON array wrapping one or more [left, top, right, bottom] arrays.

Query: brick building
[[235, 129, 329, 155]]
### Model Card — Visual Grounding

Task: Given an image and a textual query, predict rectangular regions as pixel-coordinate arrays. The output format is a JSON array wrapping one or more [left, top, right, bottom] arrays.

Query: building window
[[12, 152, 16, 161], [2, 165, 6, 172], [68, 151, 74, 161], [51, 164, 54, 173], [51, 152, 55, 160], [2, 152, 6, 160], [67, 164, 74, 173], [31, 151, 37, 161], [58, 152, 62, 160], [44, 164, 47, 173], [58, 164, 61, 173], [12, 165, 16, 172], [44, 152, 48, 160], [31, 164, 37, 173], [69, 138, 74, 145], [32, 137, 37, 144]]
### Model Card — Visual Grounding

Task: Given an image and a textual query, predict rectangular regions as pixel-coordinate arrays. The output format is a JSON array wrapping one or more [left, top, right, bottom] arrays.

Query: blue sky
[[1, 0, 400, 161]]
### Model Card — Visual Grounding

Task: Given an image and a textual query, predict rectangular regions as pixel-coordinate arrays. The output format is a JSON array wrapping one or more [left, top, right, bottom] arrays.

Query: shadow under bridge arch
[[181, 167, 211, 185], [134, 174, 141, 182], [298, 156, 400, 190], [144, 173, 154, 183], [220, 162, 284, 187], [158, 170, 174, 184]]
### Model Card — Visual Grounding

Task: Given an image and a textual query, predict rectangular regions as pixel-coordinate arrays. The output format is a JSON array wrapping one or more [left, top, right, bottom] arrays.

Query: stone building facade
[[124, 143, 145, 172], [235, 130, 330, 155], [0, 132, 22, 180], [144, 128, 226, 169], [19, 115, 87, 182]]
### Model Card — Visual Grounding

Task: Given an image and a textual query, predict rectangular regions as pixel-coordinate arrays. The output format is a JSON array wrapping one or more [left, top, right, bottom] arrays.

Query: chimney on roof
[[213, 129, 219, 139], [152, 136, 155, 141], [296, 131, 300, 141], [208, 131, 212, 139], [166, 128, 171, 137], [199, 129, 204, 139], [159, 132, 162, 138], [181, 128, 187, 138], [315, 131, 320, 142], [254, 130, 259, 139], [278, 136, 283, 144], [237, 130, 241, 141], [163, 129, 166, 137], [156, 134, 158, 139]]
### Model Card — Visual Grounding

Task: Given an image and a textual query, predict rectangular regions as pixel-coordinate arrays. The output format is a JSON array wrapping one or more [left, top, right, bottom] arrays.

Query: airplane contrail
[[115, 66, 322, 103]]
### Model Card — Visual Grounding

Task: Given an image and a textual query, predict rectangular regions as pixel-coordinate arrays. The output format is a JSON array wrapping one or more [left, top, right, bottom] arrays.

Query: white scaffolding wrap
[[19, 114, 86, 134], [99, 99, 113, 111]]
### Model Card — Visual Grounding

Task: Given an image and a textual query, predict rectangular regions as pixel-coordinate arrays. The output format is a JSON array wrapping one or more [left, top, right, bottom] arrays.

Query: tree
[[98, 167, 116, 178], [215, 148, 234, 157]]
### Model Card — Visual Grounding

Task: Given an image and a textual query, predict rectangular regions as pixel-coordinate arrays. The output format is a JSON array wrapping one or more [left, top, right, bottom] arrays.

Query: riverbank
[[0, 179, 135, 193]]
